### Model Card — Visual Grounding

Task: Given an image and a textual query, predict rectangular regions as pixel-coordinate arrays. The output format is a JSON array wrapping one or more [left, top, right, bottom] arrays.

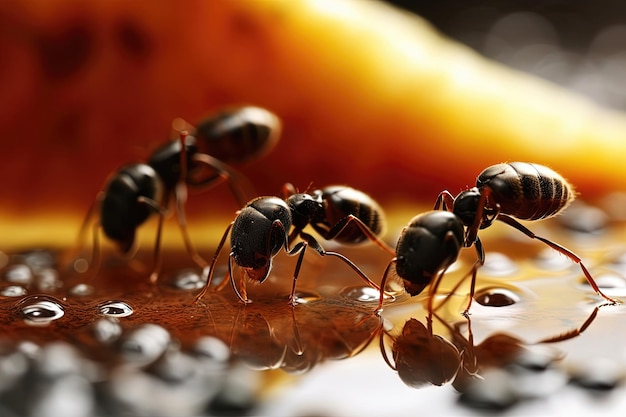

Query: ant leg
[[434, 191, 456, 211], [427, 232, 473, 313], [286, 241, 308, 306], [322, 214, 396, 255], [136, 196, 168, 284], [537, 305, 600, 343], [379, 327, 397, 371], [497, 214, 620, 305], [63, 192, 104, 271], [462, 238, 485, 316], [149, 212, 165, 284], [427, 268, 449, 314], [194, 222, 234, 302], [190, 154, 255, 207], [173, 182, 209, 268], [465, 189, 491, 246], [213, 270, 232, 292], [377, 260, 397, 312], [229, 256, 251, 304], [300, 232, 382, 292]]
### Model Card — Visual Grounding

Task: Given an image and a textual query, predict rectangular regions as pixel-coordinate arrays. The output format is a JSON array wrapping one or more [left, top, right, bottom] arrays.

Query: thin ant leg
[[321, 214, 396, 256], [229, 256, 250, 304], [537, 306, 600, 343], [431, 238, 484, 316], [88, 220, 102, 279], [149, 210, 165, 284], [63, 191, 104, 271], [136, 196, 167, 284], [285, 241, 308, 306], [465, 188, 491, 246], [434, 190, 456, 211], [300, 231, 382, 291], [170, 129, 210, 268], [194, 222, 234, 302], [497, 214, 620, 305], [379, 327, 397, 371], [213, 270, 232, 292], [173, 182, 209, 268], [377, 259, 397, 312], [190, 154, 255, 207]]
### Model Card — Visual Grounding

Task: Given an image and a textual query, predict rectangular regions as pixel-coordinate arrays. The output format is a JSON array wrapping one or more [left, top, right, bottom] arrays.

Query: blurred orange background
[[1, 0, 625, 245]]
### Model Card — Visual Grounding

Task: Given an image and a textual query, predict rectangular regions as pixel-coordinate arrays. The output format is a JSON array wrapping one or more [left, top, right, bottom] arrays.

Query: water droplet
[[1, 285, 27, 297], [533, 248, 573, 271], [557, 201, 608, 234], [148, 349, 197, 383], [4, 264, 33, 285], [36, 342, 85, 377], [192, 336, 231, 366], [36, 268, 62, 291], [482, 253, 518, 276], [19, 249, 57, 271], [339, 286, 380, 302], [72, 258, 89, 274], [92, 317, 122, 345], [20, 296, 65, 326], [292, 290, 322, 304], [173, 268, 205, 290], [458, 369, 519, 411], [569, 357, 626, 391], [69, 283, 94, 297], [474, 287, 520, 307], [119, 324, 171, 365], [98, 301, 133, 317]]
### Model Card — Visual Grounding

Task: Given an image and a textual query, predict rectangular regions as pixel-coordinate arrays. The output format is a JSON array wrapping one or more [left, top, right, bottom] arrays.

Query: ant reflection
[[380, 305, 601, 391], [71, 106, 281, 283], [195, 184, 394, 305], [378, 162, 619, 315], [200, 294, 382, 373]]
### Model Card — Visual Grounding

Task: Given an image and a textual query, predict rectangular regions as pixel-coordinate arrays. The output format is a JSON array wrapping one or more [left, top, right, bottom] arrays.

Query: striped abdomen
[[194, 106, 281, 164], [476, 162, 575, 220]]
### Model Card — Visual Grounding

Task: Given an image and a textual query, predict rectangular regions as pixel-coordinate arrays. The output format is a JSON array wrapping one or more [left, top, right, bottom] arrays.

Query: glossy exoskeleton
[[194, 184, 394, 305], [377, 210, 468, 313], [378, 162, 619, 315], [73, 106, 281, 283]]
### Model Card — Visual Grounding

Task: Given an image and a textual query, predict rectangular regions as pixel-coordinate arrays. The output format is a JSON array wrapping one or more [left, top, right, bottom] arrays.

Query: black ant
[[194, 184, 395, 306], [72, 106, 281, 283], [378, 162, 620, 315]]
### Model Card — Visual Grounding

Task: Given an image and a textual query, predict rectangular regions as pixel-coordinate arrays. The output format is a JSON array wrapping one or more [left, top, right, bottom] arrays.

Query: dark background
[[386, 0, 626, 111]]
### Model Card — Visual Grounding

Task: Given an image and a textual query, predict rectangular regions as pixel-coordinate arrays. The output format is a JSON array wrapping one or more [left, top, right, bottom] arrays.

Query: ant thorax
[[452, 188, 482, 227], [285, 193, 325, 231]]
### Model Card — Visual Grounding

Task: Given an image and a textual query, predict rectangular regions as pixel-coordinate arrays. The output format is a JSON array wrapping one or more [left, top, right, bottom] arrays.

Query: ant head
[[285, 193, 323, 230], [453, 188, 481, 226]]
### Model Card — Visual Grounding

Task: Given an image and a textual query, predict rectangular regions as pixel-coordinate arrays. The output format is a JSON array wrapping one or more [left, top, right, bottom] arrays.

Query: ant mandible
[[72, 106, 281, 283], [194, 184, 395, 306], [378, 162, 620, 315]]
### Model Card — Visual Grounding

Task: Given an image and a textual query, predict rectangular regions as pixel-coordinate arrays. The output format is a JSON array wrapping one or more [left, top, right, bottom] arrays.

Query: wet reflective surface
[[1, 200, 626, 416]]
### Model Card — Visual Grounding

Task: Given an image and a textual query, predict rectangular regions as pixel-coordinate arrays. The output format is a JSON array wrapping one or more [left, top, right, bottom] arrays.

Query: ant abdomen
[[195, 106, 281, 164], [312, 186, 386, 244], [477, 162, 574, 220], [100, 164, 164, 253]]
